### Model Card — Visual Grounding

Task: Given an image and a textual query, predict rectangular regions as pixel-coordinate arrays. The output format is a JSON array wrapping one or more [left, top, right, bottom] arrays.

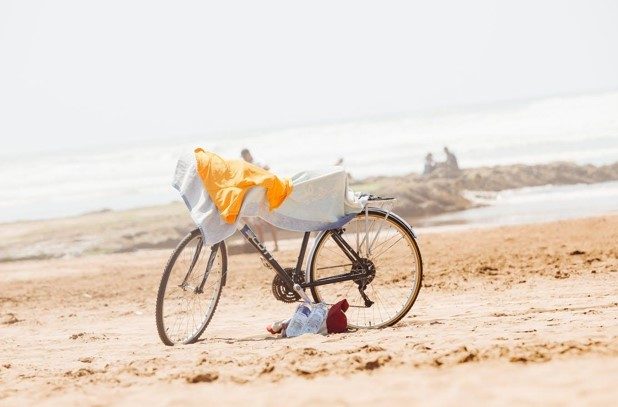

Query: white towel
[[172, 152, 367, 245]]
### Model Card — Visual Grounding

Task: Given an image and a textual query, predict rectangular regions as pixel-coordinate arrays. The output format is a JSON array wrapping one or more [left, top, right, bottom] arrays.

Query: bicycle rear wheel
[[307, 208, 422, 329], [156, 229, 227, 345]]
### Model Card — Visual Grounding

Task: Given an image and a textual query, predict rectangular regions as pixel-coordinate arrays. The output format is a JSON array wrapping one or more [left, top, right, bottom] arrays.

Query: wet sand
[[1, 215, 617, 405]]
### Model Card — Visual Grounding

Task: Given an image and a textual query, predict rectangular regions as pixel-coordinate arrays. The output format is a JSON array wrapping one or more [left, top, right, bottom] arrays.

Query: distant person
[[241, 148, 270, 171], [443, 147, 460, 175], [423, 153, 436, 175], [333, 157, 353, 181], [240, 148, 279, 251]]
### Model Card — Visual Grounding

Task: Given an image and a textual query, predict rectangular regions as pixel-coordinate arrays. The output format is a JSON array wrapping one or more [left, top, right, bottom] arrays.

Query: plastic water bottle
[[285, 303, 311, 337], [302, 303, 328, 334]]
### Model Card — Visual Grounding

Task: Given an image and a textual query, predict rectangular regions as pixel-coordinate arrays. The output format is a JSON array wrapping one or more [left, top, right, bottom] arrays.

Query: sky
[[1, 0, 617, 154]]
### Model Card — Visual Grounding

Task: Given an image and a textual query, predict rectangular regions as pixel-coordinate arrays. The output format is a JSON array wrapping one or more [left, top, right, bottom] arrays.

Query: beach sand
[[1, 215, 617, 405]]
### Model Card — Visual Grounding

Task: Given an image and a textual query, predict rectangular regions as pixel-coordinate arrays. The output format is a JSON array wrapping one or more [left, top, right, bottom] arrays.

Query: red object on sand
[[326, 299, 349, 333]]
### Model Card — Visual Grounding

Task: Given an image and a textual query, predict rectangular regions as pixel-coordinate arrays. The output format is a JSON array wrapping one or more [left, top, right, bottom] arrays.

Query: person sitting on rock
[[443, 147, 460, 174], [423, 153, 436, 176]]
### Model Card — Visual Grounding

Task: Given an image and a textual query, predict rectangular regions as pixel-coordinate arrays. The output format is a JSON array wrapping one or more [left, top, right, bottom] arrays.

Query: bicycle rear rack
[[359, 195, 397, 256], [365, 195, 396, 209]]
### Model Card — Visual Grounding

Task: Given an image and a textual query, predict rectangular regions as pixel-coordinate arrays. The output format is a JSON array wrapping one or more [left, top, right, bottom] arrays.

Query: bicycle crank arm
[[293, 284, 313, 303]]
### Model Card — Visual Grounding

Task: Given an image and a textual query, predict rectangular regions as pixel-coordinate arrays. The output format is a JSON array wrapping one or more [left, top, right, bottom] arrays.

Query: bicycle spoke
[[372, 236, 404, 261]]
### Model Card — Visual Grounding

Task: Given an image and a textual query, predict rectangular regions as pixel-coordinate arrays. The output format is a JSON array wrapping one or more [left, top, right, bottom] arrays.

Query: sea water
[[418, 181, 618, 233], [1, 91, 617, 223]]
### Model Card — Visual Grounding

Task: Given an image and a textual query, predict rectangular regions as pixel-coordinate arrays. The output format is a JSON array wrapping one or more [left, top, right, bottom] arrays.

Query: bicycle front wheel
[[308, 209, 422, 329], [156, 229, 227, 346]]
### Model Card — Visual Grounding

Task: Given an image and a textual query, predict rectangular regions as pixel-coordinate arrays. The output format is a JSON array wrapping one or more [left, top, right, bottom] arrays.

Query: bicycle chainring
[[271, 267, 305, 303]]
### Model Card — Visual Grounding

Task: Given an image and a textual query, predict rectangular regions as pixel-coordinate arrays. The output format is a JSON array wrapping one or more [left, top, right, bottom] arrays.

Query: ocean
[[1, 91, 617, 223], [418, 181, 618, 233]]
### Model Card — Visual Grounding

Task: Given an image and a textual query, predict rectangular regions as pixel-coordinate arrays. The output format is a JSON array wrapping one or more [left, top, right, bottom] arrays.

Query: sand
[[1, 215, 617, 405]]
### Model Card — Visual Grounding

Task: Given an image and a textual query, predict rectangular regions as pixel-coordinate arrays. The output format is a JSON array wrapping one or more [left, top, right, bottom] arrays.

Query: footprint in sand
[[186, 372, 219, 383], [1, 313, 20, 325]]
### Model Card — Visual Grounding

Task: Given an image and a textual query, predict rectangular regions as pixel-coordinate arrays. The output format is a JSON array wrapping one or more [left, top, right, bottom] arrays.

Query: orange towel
[[194, 148, 293, 224]]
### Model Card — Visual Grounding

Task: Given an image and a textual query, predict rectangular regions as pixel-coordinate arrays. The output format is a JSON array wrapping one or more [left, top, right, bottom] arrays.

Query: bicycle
[[155, 197, 423, 346]]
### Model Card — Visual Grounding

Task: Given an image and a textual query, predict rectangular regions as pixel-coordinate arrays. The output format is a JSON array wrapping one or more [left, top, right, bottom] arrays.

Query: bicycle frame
[[239, 224, 368, 292]]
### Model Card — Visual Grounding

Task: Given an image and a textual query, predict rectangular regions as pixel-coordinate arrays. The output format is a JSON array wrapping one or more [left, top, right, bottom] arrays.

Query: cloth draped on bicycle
[[194, 148, 294, 223], [173, 148, 369, 245]]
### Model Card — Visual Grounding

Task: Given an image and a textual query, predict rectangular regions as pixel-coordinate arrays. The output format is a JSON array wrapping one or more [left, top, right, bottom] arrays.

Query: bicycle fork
[[179, 240, 220, 294]]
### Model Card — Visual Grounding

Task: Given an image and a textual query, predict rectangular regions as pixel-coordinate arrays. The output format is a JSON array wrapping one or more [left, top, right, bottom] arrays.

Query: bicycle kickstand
[[358, 283, 374, 307]]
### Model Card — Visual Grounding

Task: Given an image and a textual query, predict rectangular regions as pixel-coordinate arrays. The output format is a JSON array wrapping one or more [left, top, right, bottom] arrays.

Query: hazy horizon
[[3, 87, 616, 158]]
